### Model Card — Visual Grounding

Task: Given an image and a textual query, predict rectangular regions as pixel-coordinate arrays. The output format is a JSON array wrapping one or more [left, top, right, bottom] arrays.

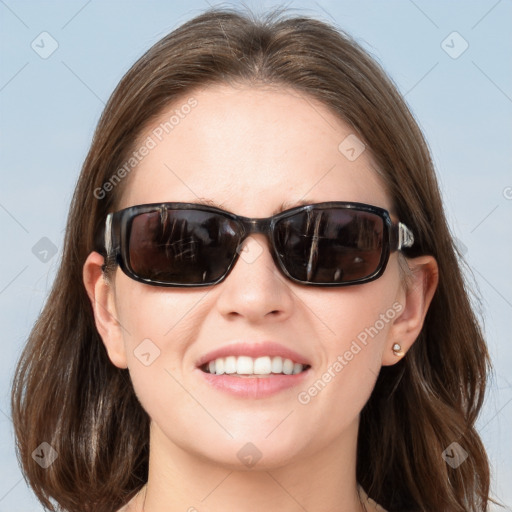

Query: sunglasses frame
[[103, 201, 414, 288]]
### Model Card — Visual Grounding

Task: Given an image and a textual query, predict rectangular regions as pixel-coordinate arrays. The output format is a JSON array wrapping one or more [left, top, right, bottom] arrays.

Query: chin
[[165, 424, 311, 471]]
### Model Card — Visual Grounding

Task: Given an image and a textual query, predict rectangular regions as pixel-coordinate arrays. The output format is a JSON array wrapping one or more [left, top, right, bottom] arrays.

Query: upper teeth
[[206, 356, 305, 376]]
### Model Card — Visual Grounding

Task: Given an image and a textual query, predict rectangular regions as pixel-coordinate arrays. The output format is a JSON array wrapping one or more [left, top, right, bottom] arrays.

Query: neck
[[129, 417, 367, 512]]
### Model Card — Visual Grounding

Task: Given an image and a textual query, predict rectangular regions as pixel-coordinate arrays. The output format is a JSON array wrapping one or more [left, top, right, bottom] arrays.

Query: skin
[[84, 84, 438, 512]]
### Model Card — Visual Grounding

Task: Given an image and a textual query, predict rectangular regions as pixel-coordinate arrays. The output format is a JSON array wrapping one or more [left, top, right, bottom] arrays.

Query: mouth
[[195, 342, 312, 398], [200, 355, 311, 377]]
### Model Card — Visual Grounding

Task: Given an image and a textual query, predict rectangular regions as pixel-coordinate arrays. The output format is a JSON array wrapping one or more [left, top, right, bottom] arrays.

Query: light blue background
[[1, 1, 511, 510]]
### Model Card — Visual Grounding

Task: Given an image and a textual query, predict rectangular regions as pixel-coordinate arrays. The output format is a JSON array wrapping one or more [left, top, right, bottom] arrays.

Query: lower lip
[[197, 368, 310, 399]]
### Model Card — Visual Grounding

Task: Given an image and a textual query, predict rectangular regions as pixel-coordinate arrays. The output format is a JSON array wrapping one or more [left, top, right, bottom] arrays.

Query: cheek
[[293, 306, 394, 447], [112, 272, 206, 388], [113, 285, 210, 435], [312, 275, 399, 353], [299, 271, 401, 402], [113, 271, 204, 346]]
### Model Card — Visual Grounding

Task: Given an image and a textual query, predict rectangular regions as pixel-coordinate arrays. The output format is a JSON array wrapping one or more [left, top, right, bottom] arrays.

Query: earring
[[392, 343, 404, 357]]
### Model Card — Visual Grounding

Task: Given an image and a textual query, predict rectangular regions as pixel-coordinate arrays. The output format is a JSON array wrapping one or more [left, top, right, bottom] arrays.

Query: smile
[[201, 355, 310, 376]]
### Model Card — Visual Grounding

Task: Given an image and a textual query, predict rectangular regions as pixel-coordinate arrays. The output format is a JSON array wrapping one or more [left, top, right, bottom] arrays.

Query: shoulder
[[115, 497, 137, 512], [358, 485, 389, 512], [116, 487, 146, 512]]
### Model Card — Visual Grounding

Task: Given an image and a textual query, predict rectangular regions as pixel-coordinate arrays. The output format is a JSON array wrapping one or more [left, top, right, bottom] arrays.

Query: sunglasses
[[102, 201, 414, 287]]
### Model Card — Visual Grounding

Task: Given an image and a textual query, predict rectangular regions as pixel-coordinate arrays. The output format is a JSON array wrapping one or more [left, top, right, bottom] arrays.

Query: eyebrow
[[195, 197, 316, 216], [274, 198, 316, 214]]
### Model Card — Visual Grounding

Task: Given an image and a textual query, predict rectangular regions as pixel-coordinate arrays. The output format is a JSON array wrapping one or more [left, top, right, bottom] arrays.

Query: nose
[[215, 234, 295, 322]]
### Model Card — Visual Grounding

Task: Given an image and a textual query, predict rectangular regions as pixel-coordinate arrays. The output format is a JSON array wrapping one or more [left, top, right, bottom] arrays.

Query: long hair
[[11, 7, 492, 511]]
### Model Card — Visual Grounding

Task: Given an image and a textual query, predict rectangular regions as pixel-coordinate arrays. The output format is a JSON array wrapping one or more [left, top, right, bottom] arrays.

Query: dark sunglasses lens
[[275, 208, 384, 283], [127, 209, 240, 284]]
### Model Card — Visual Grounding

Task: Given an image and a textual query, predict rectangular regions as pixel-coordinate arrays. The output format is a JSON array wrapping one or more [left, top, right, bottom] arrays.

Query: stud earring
[[392, 343, 404, 357]]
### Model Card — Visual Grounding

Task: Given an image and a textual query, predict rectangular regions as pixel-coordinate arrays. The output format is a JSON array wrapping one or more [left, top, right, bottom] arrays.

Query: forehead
[[118, 84, 391, 214]]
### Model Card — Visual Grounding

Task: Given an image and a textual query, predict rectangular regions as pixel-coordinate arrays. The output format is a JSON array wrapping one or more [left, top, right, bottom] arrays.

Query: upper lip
[[196, 341, 312, 368]]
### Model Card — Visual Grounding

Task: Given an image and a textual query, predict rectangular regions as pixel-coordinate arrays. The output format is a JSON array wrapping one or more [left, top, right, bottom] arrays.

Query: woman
[[11, 7, 492, 512]]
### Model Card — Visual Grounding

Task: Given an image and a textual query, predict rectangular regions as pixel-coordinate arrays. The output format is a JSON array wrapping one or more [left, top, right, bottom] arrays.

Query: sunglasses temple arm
[[397, 222, 415, 250], [103, 213, 114, 263]]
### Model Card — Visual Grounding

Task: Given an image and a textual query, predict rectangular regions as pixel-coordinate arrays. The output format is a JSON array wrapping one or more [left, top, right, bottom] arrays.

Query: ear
[[83, 251, 128, 369], [381, 255, 439, 366]]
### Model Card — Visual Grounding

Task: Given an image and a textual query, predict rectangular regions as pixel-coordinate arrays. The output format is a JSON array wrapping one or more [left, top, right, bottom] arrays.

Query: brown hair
[[11, 6, 494, 512]]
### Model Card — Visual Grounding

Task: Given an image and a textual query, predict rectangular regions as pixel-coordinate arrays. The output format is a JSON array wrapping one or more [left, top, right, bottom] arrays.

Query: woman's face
[[102, 84, 407, 468]]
